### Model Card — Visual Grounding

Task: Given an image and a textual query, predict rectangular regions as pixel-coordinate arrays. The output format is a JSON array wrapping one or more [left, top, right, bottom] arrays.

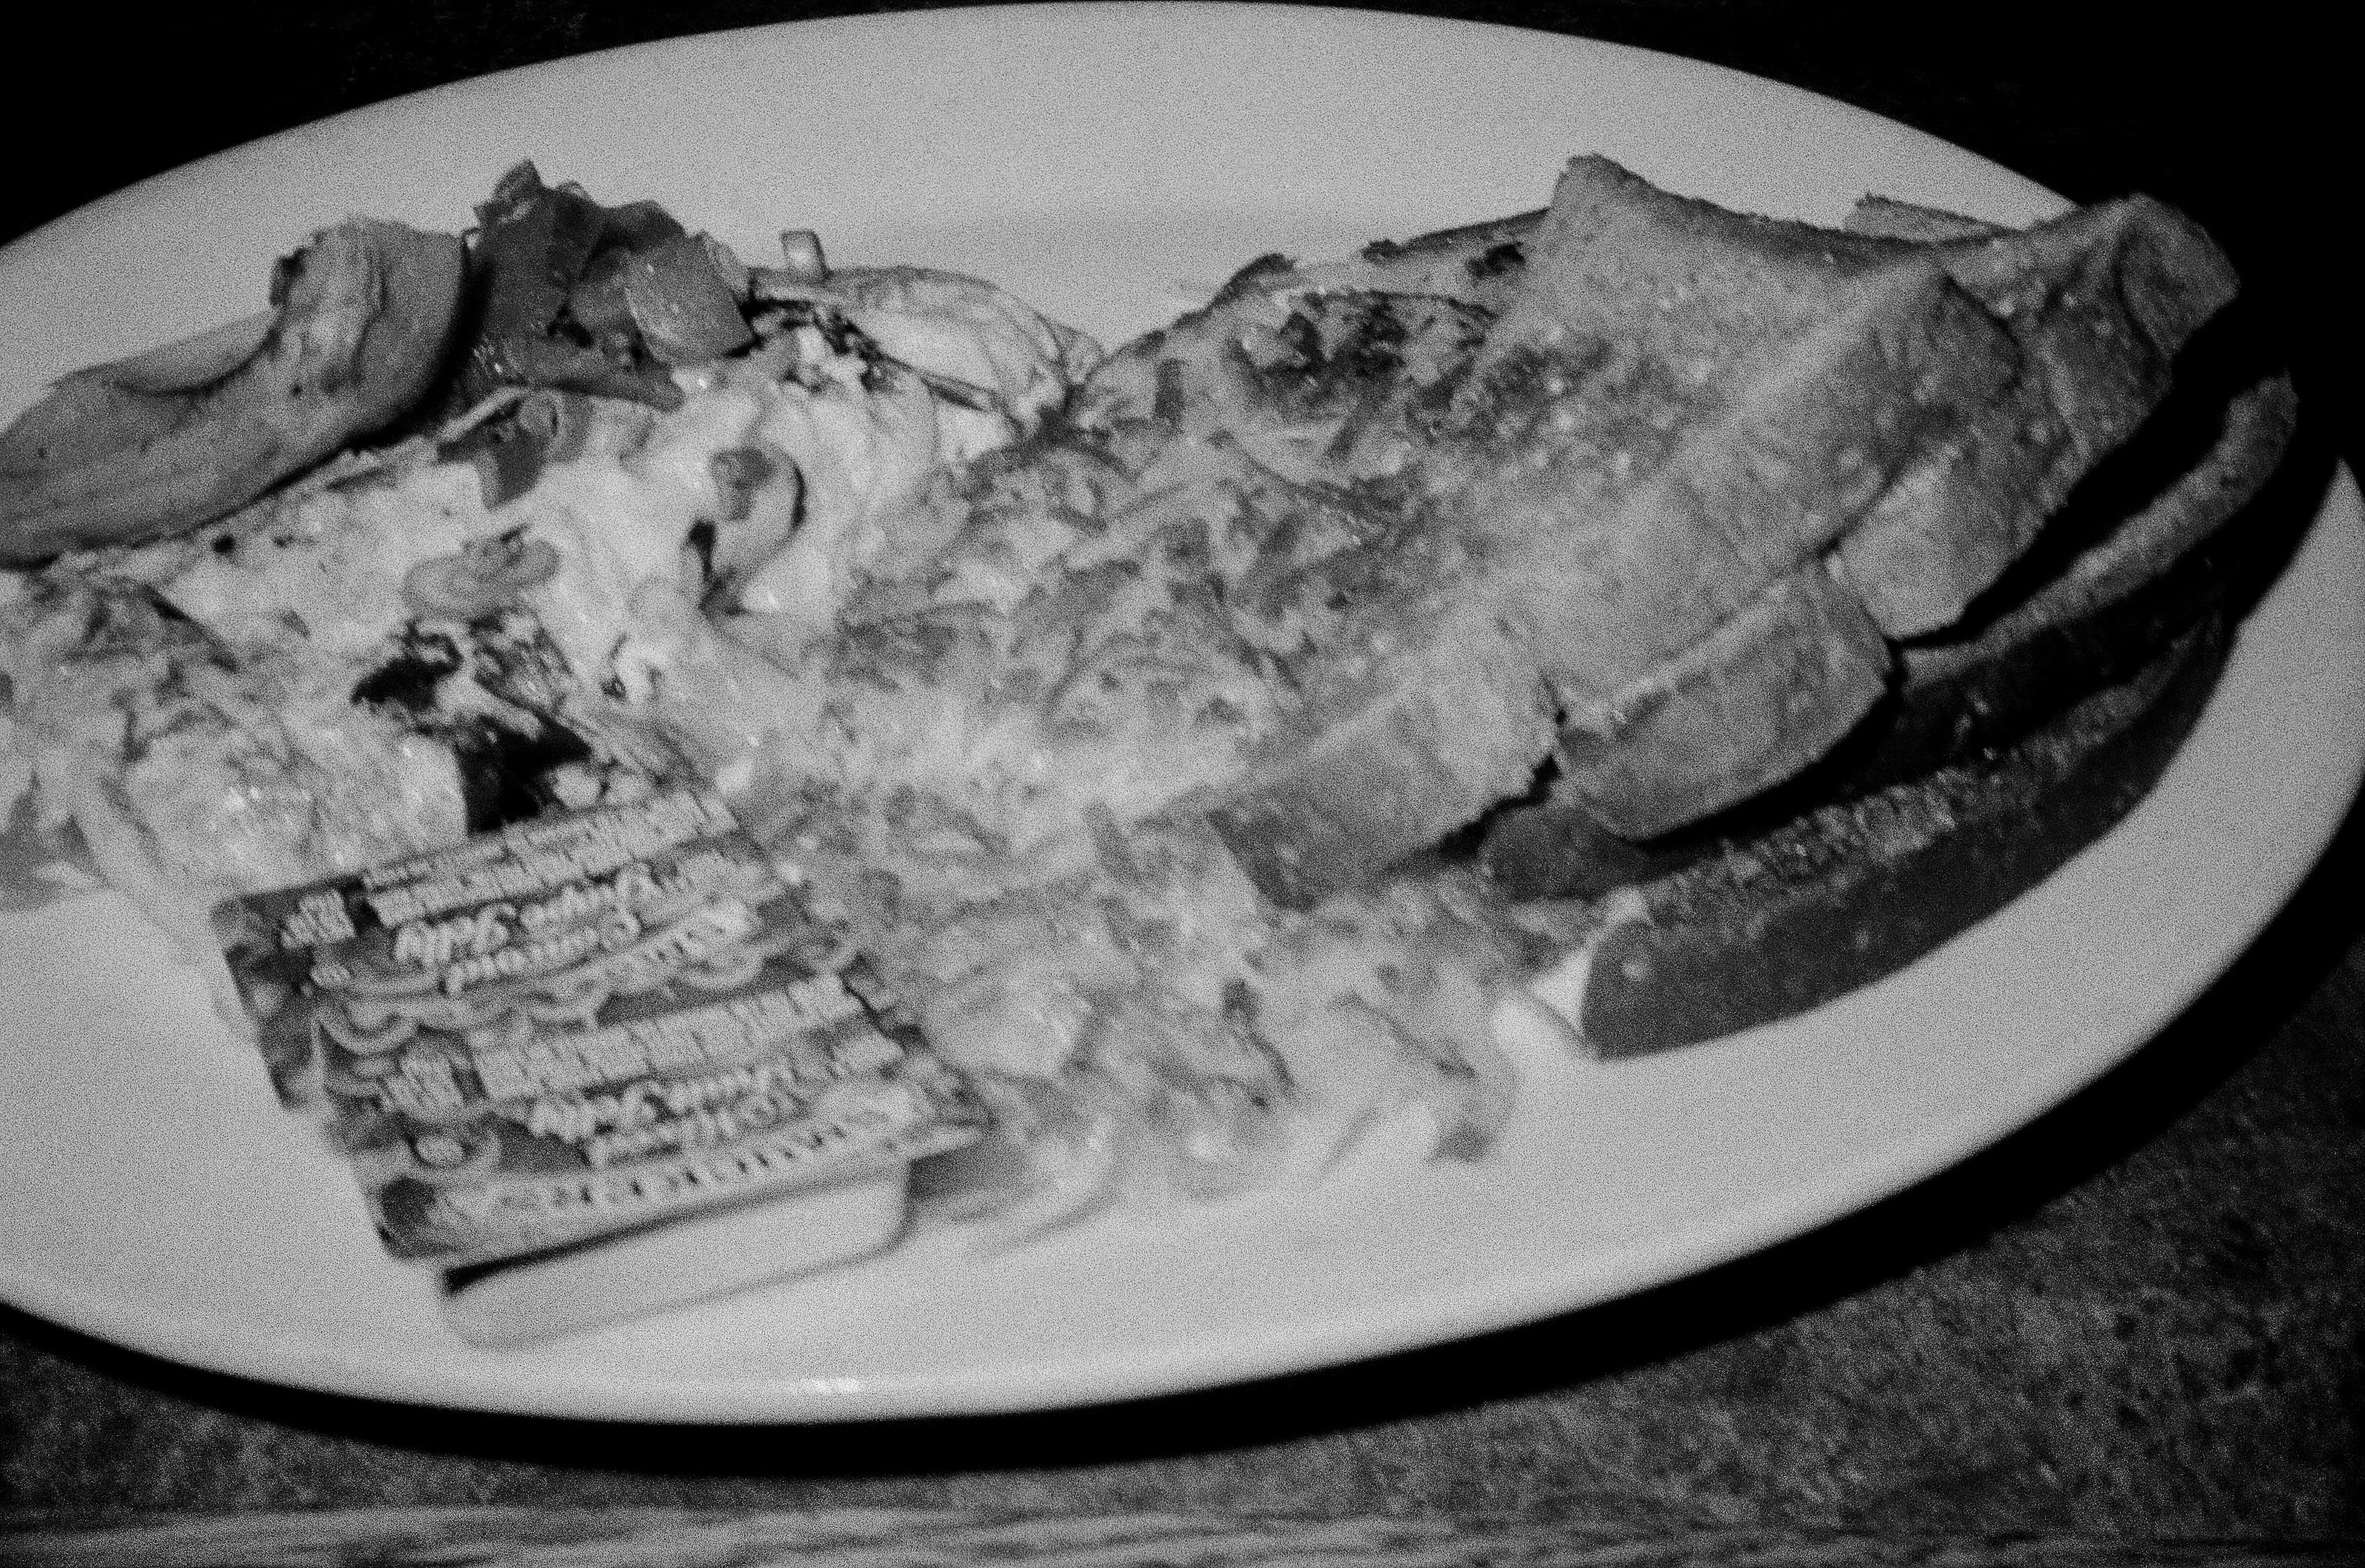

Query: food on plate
[[1075, 156, 2263, 901], [0, 153, 2297, 1328], [1493, 313, 2305, 1051], [0, 219, 467, 565], [211, 785, 985, 1343], [440, 161, 756, 414]]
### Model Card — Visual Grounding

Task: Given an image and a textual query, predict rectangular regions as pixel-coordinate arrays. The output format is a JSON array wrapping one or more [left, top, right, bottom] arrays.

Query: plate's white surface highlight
[[1, 4, 2357, 1422]]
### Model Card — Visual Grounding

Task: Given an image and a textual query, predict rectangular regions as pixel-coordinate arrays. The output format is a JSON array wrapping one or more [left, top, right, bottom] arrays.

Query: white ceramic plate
[[2, 4, 2358, 1423]]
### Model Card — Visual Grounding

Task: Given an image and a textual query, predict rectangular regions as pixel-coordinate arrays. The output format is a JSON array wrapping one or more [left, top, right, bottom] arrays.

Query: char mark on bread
[[1569, 610, 2233, 1057], [1171, 156, 2247, 908]]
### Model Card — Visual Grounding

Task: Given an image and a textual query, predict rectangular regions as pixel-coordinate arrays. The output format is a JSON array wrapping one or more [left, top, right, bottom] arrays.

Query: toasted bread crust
[[1475, 351, 2300, 892], [1566, 611, 2226, 1057], [1171, 160, 2250, 905]]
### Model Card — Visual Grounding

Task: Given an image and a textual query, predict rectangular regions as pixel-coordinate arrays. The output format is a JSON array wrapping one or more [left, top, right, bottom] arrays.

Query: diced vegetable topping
[[441, 161, 758, 414], [402, 530, 562, 620]]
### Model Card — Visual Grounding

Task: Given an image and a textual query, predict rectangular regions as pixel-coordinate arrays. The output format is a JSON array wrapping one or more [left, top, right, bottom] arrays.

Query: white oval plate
[[1, 3, 2358, 1423]]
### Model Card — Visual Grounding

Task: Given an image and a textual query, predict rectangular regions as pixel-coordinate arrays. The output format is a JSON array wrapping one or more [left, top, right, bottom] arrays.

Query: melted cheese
[[2, 251, 1548, 1235]]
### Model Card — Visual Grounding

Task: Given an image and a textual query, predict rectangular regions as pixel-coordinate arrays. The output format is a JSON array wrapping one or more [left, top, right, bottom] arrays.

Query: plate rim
[[2, 1, 2357, 1423]]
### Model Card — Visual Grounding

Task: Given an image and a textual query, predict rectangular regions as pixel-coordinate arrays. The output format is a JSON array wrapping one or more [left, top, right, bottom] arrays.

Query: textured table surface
[[2, 3, 2359, 1561]]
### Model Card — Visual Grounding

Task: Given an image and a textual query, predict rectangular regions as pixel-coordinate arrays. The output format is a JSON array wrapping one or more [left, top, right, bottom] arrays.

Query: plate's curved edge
[[1, 6, 2351, 1425], [0, 3, 2060, 277], [15, 466, 2358, 1428]]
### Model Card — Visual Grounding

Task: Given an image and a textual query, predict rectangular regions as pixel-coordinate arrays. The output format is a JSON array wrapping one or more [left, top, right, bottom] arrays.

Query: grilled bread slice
[[1555, 608, 2230, 1057], [1478, 363, 2302, 878], [1835, 192, 2242, 637], [1184, 158, 2239, 906], [1189, 190, 2019, 903], [1468, 280, 2308, 1056], [1460, 158, 2238, 836]]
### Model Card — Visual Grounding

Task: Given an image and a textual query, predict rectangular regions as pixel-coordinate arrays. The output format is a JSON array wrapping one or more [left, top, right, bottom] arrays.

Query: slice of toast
[[1205, 583, 1559, 908], [1554, 608, 2227, 1057], [1550, 557, 1892, 835], [1096, 160, 2248, 908], [1472, 158, 2238, 837], [1205, 161, 2025, 885], [1333, 178, 2241, 649], [1835, 193, 2242, 635], [1474, 349, 2305, 906], [1847, 369, 2302, 790], [1211, 165, 2242, 903], [1458, 253, 2016, 681]]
